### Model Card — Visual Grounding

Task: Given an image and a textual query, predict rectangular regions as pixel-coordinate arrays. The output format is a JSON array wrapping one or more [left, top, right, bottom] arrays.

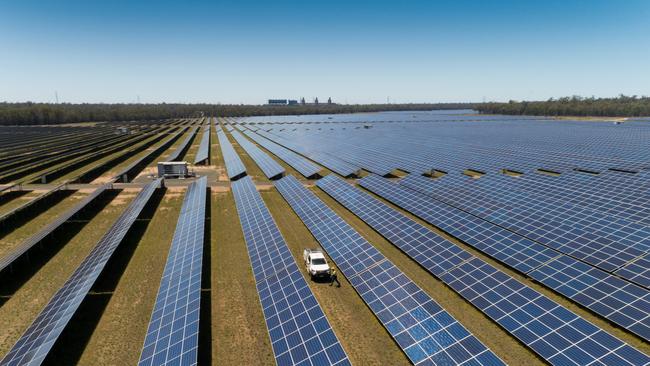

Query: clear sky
[[1, 0, 649, 104]]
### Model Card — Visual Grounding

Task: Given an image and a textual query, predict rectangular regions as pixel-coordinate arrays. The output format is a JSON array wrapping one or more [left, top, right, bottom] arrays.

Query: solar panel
[[138, 176, 207, 366], [529, 256, 650, 341], [166, 125, 199, 162], [194, 124, 211, 164], [0, 178, 162, 366], [616, 255, 650, 288], [231, 176, 350, 366], [442, 258, 650, 366], [358, 174, 650, 343], [274, 175, 504, 366], [230, 130, 285, 179], [317, 174, 650, 362], [217, 130, 246, 180], [242, 129, 321, 178], [399, 173, 650, 273], [0, 184, 109, 273], [359, 174, 558, 274]]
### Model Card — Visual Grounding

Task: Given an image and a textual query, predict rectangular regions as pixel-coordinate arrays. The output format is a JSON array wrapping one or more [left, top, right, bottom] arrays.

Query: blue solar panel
[[359, 174, 558, 274], [275, 175, 504, 366], [399, 173, 650, 273], [442, 258, 650, 366], [166, 125, 199, 162], [317, 174, 650, 363], [617, 255, 650, 288], [231, 176, 350, 366], [138, 177, 207, 366], [230, 130, 285, 179], [194, 124, 210, 164], [0, 179, 162, 366], [217, 130, 246, 180], [358, 174, 650, 343], [242, 129, 321, 178], [529, 256, 650, 341]]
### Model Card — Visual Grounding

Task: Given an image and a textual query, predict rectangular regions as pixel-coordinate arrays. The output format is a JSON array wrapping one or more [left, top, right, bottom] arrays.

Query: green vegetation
[[0, 102, 474, 125], [476, 95, 650, 117]]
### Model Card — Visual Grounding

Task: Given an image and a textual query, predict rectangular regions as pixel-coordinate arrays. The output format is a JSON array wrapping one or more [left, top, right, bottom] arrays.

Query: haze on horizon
[[1, 0, 648, 105]]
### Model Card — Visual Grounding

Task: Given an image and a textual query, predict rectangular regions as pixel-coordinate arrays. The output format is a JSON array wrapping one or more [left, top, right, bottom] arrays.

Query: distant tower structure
[[327, 97, 332, 105], [314, 97, 319, 105], [300, 97, 306, 105]]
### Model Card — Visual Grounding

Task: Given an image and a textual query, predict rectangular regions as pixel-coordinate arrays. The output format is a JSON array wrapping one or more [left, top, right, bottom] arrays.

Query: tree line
[[476, 95, 650, 117], [0, 102, 475, 125]]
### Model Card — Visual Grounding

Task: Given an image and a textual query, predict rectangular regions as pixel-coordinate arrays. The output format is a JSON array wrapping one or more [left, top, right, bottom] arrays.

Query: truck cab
[[303, 249, 331, 279]]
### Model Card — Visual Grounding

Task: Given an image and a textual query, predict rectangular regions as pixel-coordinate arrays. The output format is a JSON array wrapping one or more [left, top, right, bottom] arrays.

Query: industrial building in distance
[[267, 97, 334, 106]]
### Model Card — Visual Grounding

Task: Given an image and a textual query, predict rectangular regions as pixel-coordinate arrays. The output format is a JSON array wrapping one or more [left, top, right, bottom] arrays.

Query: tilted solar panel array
[[138, 176, 207, 366], [242, 129, 321, 178], [0, 184, 109, 273], [0, 178, 161, 366], [394, 174, 650, 340], [217, 130, 246, 180], [358, 174, 650, 342], [400, 174, 650, 273], [194, 124, 211, 164], [255, 130, 360, 177], [274, 175, 505, 366], [231, 176, 350, 366], [318, 174, 650, 365], [166, 125, 199, 162], [230, 130, 285, 179]]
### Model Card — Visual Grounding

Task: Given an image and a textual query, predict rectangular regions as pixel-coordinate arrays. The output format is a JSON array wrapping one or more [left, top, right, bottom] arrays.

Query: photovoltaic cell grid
[[242, 129, 321, 178], [194, 124, 210, 164], [617, 255, 650, 288], [0, 179, 162, 366], [217, 130, 246, 180], [399, 174, 650, 273], [358, 174, 650, 342], [317, 175, 650, 365], [274, 175, 504, 366], [230, 130, 285, 179], [231, 176, 350, 366], [138, 177, 206, 366]]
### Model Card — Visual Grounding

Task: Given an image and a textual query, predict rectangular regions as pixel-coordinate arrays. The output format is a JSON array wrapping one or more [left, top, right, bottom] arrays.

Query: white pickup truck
[[303, 249, 331, 279]]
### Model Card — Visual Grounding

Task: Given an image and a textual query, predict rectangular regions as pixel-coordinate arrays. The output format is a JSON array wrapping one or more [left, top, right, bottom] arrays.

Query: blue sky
[[1, 0, 648, 104]]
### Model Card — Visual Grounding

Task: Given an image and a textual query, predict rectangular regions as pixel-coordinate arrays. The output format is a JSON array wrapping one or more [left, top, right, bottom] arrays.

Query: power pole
[[55, 91, 59, 104]]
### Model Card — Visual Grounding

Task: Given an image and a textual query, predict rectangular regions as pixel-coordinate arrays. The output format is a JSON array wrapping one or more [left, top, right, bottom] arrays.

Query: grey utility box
[[157, 161, 189, 178]]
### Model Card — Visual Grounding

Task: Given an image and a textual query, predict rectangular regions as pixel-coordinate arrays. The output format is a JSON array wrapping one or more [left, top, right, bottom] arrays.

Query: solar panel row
[[138, 176, 207, 366], [242, 129, 321, 178], [317, 174, 650, 365], [275, 175, 505, 366], [217, 130, 246, 180], [230, 130, 285, 179], [194, 124, 211, 164], [399, 174, 650, 273], [231, 176, 350, 366], [358, 174, 650, 342], [0, 178, 162, 366], [166, 125, 199, 162]]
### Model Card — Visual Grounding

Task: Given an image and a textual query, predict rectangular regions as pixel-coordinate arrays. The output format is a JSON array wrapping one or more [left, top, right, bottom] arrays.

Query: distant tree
[[475, 95, 650, 117]]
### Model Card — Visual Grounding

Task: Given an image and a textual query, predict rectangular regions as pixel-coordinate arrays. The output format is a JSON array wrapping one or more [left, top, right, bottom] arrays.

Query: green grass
[[0, 190, 90, 259]]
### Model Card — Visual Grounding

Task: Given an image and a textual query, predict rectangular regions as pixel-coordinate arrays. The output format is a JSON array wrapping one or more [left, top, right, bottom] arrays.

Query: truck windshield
[[312, 258, 326, 265]]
